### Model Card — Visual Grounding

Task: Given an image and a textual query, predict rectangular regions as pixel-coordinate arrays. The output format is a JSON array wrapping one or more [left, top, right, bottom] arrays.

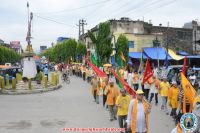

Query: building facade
[[10, 41, 21, 54], [40, 45, 47, 53], [81, 18, 195, 55]]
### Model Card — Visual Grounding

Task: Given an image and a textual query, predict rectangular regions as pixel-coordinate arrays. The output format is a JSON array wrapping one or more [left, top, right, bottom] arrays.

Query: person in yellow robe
[[116, 89, 130, 132], [159, 77, 170, 114], [168, 81, 180, 118], [101, 78, 108, 107], [104, 79, 119, 121], [91, 75, 100, 104]]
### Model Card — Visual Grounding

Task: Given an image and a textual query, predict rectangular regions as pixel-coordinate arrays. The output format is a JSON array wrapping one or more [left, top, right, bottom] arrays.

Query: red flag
[[109, 68, 136, 97], [182, 56, 187, 75], [87, 60, 107, 77], [142, 60, 153, 83]]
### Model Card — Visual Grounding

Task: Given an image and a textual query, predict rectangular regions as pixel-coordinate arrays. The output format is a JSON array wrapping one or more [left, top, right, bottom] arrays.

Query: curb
[[0, 84, 62, 95]]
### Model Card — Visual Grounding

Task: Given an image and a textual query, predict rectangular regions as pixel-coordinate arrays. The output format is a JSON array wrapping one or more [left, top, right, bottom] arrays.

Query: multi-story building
[[81, 18, 195, 54], [10, 41, 21, 54], [40, 46, 47, 53], [57, 37, 70, 43], [0, 38, 4, 44]]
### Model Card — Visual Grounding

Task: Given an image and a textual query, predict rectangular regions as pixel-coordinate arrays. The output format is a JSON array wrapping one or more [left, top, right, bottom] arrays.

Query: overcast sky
[[0, 0, 199, 51]]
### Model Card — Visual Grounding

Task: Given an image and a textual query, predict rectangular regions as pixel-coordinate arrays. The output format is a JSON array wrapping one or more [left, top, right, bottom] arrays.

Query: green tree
[[115, 34, 129, 67], [40, 39, 77, 63], [76, 42, 87, 62], [88, 22, 112, 66], [0, 46, 21, 64]]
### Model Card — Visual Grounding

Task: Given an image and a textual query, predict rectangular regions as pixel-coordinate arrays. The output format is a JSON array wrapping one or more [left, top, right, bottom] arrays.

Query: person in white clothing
[[124, 69, 128, 82], [126, 89, 151, 133], [149, 76, 158, 105]]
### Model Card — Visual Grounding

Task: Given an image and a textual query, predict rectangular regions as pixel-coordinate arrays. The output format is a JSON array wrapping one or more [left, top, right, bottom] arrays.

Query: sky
[[0, 0, 200, 51]]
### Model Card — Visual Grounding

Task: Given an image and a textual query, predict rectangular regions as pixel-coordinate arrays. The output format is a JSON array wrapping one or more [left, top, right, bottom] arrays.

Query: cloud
[[0, 0, 200, 51]]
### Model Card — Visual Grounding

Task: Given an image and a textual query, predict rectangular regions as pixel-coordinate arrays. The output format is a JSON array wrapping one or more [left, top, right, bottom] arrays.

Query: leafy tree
[[0, 46, 21, 64], [76, 42, 87, 62], [88, 22, 112, 66], [115, 34, 129, 66], [40, 39, 77, 63]]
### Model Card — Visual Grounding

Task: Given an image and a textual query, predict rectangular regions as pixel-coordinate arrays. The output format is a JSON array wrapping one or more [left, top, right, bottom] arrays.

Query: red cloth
[[182, 56, 187, 76], [142, 60, 153, 83], [87, 60, 107, 77], [109, 68, 136, 97]]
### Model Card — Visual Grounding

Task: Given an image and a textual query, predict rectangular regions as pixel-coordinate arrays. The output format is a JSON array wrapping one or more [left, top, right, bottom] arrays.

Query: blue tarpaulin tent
[[177, 51, 190, 56], [186, 55, 200, 59], [129, 52, 147, 59], [143, 47, 172, 60]]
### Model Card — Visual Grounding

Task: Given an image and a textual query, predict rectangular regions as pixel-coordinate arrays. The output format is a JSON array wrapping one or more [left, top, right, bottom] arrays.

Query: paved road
[[0, 75, 174, 133]]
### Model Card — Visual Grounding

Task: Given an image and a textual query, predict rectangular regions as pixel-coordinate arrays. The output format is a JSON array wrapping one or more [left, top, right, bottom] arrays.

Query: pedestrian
[[126, 89, 151, 133], [91, 75, 98, 103], [132, 71, 139, 91], [104, 79, 119, 121], [101, 78, 108, 107], [116, 89, 130, 133], [178, 88, 191, 113], [168, 81, 180, 119], [124, 69, 128, 83], [82, 65, 86, 81], [170, 113, 185, 133], [143, 81, 150, 101], [43, 65, 49, 80], [159, 77, 170, 115], [120, 66, 125, 80], [149, 76, 159, 106]]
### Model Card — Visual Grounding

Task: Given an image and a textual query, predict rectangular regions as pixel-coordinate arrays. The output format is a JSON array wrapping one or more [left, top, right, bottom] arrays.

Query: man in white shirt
[[126, 89, 151, 133]]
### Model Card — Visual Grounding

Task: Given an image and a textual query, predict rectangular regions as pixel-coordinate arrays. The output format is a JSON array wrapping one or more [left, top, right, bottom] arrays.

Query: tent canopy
[[129, 52, 147, 59], [177, 51, 190, 56], [143, 47, 172, 60], [168, 49, 184, 60], [187, 55, 200, 59]]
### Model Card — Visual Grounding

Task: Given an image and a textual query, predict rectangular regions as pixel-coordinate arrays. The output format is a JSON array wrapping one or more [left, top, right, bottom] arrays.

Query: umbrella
[[103, 64, 112, 67]]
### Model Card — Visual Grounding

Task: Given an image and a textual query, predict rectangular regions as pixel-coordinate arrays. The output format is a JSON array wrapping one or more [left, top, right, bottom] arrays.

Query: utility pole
[[166, 22, 170, 69], [77, 19, 87, 41], [195, 30, 197, 55], [81, 19, 87, 35], [77, 20, 81, 41]]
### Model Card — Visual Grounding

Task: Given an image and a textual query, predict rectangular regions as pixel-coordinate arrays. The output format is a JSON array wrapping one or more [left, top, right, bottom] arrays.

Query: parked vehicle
[[0, 66, 22, 81]]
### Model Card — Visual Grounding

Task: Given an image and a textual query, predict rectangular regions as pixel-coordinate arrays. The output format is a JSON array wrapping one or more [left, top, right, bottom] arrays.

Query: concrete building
[[57, 37, 70, 43], [0, 38, 4, 44], [192, 21, 200, 54], [40, 45, 47, 53], [81, 18, 195, 55], [10, 41, 21, 54]]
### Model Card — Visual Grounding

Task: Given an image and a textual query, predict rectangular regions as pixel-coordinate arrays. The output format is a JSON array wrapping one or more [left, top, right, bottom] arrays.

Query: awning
[[143, 47, 172, 60], [177, 51, 190, 56], [187, 55, 200, 59], [129, 52, 147, 59], [168, 49, 184, 60]]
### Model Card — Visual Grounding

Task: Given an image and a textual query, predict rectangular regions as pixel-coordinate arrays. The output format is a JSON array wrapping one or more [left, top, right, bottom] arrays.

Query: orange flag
[[121, 52, 126, 61], [181, 73, 196, 113]]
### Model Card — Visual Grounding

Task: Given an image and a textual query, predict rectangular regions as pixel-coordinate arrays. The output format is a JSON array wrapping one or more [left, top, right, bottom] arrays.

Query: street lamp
[[111, 34, 116, 66]]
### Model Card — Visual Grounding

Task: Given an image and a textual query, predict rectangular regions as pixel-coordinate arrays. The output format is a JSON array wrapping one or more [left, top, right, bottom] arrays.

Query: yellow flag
[[181, 73, 196, 113]]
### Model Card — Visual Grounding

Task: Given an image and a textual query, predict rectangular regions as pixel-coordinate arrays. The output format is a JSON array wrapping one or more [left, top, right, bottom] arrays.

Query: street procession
[[0, 0, 200, 133], [60, 50, 200, 133]]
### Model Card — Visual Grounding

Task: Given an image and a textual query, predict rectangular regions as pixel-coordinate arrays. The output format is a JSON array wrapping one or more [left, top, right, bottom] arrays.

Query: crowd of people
[[59, 63, 200, 133]]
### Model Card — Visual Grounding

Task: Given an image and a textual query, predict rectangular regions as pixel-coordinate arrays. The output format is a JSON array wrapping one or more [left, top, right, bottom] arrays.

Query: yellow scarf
[[177, 123, 182, 133], [131, 99, 149, 133]]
